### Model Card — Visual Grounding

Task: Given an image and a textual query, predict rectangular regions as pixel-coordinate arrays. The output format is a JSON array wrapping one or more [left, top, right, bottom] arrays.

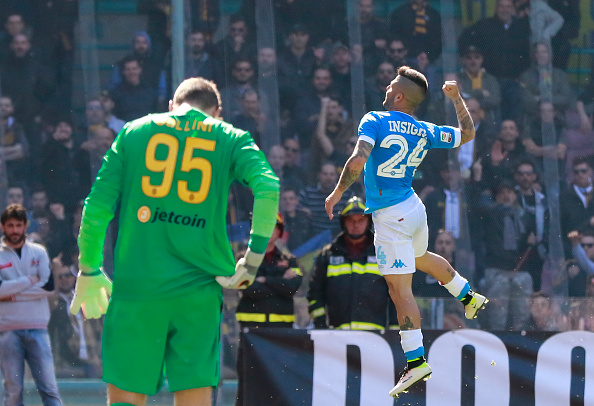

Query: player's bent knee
[[107, 384, 147, 406], [174, 386, 212, 406]]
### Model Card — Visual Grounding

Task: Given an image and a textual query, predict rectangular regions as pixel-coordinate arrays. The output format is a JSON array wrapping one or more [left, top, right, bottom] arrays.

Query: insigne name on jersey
[[388, 121, 427, 138]]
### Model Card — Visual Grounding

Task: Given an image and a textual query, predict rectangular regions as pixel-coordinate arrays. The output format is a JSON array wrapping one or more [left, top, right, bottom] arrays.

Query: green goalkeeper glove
[[70, 267, 113, 319], [216, 249, 264, 289]]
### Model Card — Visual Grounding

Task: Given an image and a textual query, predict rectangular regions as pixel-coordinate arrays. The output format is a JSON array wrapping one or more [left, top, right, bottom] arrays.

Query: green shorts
[[102, 282, 222, 395]]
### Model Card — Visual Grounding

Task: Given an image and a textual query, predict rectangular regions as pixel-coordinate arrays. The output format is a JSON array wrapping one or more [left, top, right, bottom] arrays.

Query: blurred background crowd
[[0, 0, 594, 381]]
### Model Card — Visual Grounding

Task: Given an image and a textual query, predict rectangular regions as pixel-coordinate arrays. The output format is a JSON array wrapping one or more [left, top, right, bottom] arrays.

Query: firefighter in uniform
[[308, 196, 398, 330], [234, 213, 302, 405]]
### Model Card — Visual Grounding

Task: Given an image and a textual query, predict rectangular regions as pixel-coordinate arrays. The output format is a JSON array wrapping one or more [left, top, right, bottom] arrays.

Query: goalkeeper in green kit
[[69, 77, 279, 406]]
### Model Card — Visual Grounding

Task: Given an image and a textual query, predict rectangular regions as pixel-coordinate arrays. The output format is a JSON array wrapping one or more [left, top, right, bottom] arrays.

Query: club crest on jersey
[[440, 131, 452, 143]]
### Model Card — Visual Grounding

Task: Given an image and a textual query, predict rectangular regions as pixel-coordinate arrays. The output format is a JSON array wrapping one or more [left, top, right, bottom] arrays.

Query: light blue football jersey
[[358, 111, 461, 212]]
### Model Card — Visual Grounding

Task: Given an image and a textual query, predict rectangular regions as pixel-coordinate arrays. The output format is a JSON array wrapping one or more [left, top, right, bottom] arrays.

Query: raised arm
[[443, 81, 475, 146], [325, 139, 373, 219]]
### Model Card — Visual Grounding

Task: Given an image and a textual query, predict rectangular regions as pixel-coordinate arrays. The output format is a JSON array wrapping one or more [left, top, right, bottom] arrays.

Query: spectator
[[294, 67, 334, 146], [281, 138, 306, 191], [110, 31, 166, 103], [311, 96, 353, 176], [279, 187, 312, 251], [277, 24, 316, 100], [457, 98, 497, 174], [31, 187, 49, 217], [458, 0, 531, 121], [0, 14, 28, 63], [519, 42, 574, 119], [0, 203, 62, 406], [0, 33, 54, 126], [33, 204, 74, 260], [229, 89, 272, 147], [564, 103, 594, 183], [28, 0, 78, 114], [308, 196, 397, 329], [514, 159, 548, 291], [184, 30, 222, 85], [560, 157, 594, 256], [413, 229, 462, 297], [137, 0, 171, 65], [329, 43, 352, 111], [257, 46, 276, 80], [214, 14, 256, 83], [525, 292, 571, 332], [111, 56, 159, 122], [548, 0, 580, 70], [477, 119, 529, 188], [521, 101, 567, 178], [528, 0, 564, 43], [240, 0, 310, 47], [389, 0, 442, 62], [480, 181, 534, 330], [357, 0, 388, 77], [385, 38, 412, 70], [569, 274, 594, 331], [221, 58, 257, 120], [266, 145, 285, 181], [234, 214, 302, 405], [5, 186, 35, 230], [300, 162, 353, 237], [456, 45, 502, 126], [98, 90, 125, 134], [48, 253, 102, 378], [365, 61, 396, 111], [424, 160, 480, 248], [0, 96, 30, 187], [523, 291, 569, 331], [564, 259, 587, 297], [567, 229, 594, 277], [83, 99, 108, 135], [76, 125, 117, 195], [39, 120, 83, 212]]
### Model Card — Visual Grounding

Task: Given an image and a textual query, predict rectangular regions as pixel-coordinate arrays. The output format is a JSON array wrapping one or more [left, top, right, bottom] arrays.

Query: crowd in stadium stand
[[0, 0, 593, 379]]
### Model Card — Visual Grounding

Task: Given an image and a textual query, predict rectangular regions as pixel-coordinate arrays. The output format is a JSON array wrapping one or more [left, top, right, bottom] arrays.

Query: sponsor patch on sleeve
[[440, 131, 452, 143]]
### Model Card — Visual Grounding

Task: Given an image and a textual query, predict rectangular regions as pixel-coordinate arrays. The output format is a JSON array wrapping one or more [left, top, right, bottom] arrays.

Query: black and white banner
[[240, 328, 594, 405]]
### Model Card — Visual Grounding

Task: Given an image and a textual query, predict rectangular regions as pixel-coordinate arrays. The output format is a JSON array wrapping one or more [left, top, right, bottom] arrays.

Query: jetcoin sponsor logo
[[139, 206, 206, 228], [137, 206, 151, 223]]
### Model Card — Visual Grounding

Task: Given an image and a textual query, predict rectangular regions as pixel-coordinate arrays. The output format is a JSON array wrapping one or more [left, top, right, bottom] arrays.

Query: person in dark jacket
[[234, 213, 302, 406], [308, 196, 398, 330], [389, 0, 442, 62]]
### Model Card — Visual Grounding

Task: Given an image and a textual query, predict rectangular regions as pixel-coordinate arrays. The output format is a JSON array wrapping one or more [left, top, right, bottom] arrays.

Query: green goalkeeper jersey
[[78, 105, 280, 300]]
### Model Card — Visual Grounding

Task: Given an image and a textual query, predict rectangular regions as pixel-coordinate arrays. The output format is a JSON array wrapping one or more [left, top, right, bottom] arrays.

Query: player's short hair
[[280, 186, 299, 196], [397, 66, 428, 96], [572, 156, 593, 169], [173, 77, 221, 110], [233, 57, 254, 70], [229, 14, 247, 27], [436, 229, 455, 239], [529, 291, 551, 304], [120, 55, 141, 68], [514, 158, 537, 173], [1, 203, 27, 225]]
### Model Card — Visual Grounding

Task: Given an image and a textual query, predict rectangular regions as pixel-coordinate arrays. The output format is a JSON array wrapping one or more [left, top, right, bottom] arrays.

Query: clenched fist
[[442, 81, 461, 100]]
